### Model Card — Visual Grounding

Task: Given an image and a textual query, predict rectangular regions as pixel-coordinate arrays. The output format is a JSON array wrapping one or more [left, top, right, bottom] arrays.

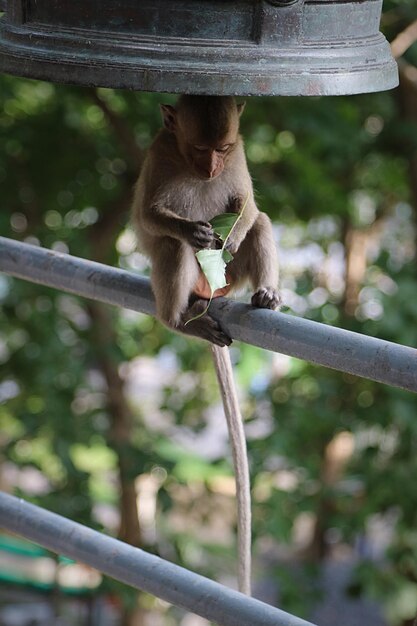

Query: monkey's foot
[[180, 299, 232, 347], [251, 287, 281, 310]]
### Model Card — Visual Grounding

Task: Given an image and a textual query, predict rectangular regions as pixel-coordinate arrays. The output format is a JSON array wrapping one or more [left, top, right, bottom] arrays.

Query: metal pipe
[[0, 236, 155, 316], [1, 236, 416, 393], [0, 492, 315, 626]]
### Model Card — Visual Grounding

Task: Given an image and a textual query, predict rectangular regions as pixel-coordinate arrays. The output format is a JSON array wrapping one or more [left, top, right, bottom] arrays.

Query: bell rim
[[0, 20, 399, 96]]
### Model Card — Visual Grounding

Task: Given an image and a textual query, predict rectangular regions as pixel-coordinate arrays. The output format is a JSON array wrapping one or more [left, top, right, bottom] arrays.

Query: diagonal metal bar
[[0, 492, 315, 626], [0, 236, 416, 393]]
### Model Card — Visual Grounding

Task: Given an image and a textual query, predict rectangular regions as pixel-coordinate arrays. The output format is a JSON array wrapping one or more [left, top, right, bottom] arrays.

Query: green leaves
[[185, 199, 248, 325], [194, 212, 238, 295]]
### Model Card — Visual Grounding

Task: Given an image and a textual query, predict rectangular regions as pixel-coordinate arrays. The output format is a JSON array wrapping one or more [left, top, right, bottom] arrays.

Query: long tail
[[211, 344, 252, 596]]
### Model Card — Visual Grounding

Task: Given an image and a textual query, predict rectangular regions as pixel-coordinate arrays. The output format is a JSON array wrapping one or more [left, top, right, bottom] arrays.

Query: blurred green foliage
[[1, 4, 417, 623]]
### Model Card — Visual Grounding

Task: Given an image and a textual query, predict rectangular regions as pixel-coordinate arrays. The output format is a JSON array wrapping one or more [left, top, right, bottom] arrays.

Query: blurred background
[[1, 1, 417, 625]]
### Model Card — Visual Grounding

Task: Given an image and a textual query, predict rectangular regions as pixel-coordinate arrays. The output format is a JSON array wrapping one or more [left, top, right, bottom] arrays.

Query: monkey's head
[[160, 96, 245, 181]]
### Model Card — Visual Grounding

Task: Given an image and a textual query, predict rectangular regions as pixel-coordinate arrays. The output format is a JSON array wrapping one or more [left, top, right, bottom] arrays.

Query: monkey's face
[[177, 124, 238, 181], [160, 99, 240, 181], [184, 142, 233, 180]]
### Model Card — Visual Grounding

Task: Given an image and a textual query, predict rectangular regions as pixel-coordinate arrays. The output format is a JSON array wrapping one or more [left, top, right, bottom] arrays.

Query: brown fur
[[176, 95, 238, 143], [132, 95, 280, 346]]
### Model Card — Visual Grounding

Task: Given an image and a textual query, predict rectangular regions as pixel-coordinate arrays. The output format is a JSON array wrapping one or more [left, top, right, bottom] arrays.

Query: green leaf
[[186, 193, 249, 326], [195, 249, 231, 294], [210, 212, 240, 243], [184, 248, 234, 326], [200, 195, 249, 293]]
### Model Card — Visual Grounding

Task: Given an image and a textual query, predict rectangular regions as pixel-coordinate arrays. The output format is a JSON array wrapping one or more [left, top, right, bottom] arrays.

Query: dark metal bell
[[0, 0, 398, 96]]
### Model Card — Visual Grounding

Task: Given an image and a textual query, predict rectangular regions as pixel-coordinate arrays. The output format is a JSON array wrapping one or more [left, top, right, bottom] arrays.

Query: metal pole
[[0, 236, 155, 316], [0, 492, 315, 626], [1, 236, 416, 393]]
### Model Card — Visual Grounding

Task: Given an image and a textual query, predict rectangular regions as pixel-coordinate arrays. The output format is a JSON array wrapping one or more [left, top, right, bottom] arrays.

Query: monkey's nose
[[198, 164, 219, 180], [200, 168, 215, 179]]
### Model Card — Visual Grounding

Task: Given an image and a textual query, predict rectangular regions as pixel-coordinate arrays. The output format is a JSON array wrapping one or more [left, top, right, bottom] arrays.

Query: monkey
[[132, 95, 280, 347], [131, 95, 281, 596]]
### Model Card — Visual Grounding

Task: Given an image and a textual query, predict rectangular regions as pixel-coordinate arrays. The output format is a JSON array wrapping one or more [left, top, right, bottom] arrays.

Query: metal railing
[[1, 234, 416, 625], [1, 236, 416, 393], [0, 492, 314, 626]]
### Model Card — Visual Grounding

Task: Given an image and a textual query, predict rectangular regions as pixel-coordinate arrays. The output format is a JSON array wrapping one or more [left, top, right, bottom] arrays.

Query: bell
[[0, 0, 398, 96]]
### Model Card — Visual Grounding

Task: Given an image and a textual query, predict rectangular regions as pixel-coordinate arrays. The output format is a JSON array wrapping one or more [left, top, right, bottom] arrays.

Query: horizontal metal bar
[[0, 492, 315, 626], [1, 236, 416, 393], [0, 236, 156, 316]]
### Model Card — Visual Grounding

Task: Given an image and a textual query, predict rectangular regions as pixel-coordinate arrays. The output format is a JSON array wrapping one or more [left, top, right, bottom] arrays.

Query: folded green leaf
[[185, 193, 249, 326], [210, 213, 240, 243], [195, 248, 231, 294]]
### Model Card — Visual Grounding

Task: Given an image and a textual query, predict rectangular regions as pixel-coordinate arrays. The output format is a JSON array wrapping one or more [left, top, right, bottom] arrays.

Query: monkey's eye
[[193, 145, 209, 152], [216, 145, 231, 154]]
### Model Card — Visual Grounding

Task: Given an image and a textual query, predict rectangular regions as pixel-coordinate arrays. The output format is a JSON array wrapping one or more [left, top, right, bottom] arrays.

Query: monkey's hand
[[227, 195, 244, 214], [184, 220, 215, 250], [212, 235, 237, 254], [224, 238, 239, 255]]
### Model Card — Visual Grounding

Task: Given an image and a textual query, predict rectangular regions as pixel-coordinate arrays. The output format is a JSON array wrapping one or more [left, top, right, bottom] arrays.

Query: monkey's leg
[[151, 238, 231, 347], [228, 212, 281, 310]]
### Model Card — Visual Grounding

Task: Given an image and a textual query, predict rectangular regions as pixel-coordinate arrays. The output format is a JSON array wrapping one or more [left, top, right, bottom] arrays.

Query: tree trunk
[[88, 301, 142, 548], [399, 63, 417, 215], [85, 96, 146, 622], [343, 226, 369, 317]]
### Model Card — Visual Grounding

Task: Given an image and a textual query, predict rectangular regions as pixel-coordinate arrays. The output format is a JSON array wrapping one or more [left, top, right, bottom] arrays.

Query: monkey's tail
[[211, 344, 252, 597]]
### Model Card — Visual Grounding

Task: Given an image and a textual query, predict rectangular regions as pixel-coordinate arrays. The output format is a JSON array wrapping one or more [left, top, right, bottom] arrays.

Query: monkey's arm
[[140, 203, 215, 249], [221, 141, 260, 253], [224, 193, 259, 254]]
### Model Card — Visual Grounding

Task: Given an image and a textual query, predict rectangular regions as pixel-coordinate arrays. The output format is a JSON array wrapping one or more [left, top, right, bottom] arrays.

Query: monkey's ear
[[237, 102, 246, 117], [160, 104, 177, 132]]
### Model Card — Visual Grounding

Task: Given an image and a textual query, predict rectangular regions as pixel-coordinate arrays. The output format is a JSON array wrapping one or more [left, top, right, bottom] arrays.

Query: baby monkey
[[132, 95, 280, 346], [132, 95, 280, 593]]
